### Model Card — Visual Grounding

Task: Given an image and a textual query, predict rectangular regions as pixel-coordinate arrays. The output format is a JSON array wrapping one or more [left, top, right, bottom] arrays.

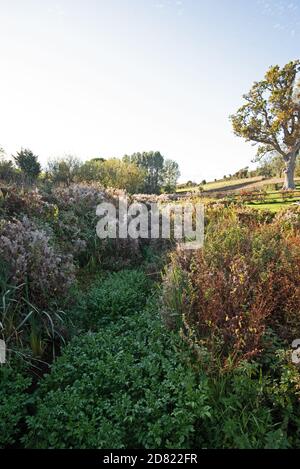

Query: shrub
[[0, 160, 18, 184], [70, 269, 151, 330], [264, 350, 300, 447], [0, 187, 57, 221], [200, 359, 300, 449], [50, 184, 144, 269], [52, 183, 106, 213], [274, 205, 300, 232], [0, 217, 75, 307], [0, 366, 32, 448], [23, 310, 211, 449], [162, 209, 300, 367], [13, 148, 41, 185], [0, 256, 68, 362]]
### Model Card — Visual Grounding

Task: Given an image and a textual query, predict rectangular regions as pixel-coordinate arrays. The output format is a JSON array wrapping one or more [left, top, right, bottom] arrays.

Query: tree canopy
[[162, 159, 180, 193], [13, 148, 41, 184], [123, 151, 165, 194], [47, 155, 81, 186], [231, 60, 300, 189], [123, 151, 180, 194]]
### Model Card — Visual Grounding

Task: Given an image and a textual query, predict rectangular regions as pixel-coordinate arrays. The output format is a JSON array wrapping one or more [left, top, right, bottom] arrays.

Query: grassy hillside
[[178, 177, 300, 194]]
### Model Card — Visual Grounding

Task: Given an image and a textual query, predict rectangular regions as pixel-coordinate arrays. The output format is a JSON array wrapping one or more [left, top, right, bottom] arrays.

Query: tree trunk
[[283, 151, 297, 190]]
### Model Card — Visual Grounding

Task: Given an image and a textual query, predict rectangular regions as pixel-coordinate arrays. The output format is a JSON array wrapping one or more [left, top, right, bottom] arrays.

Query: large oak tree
[[231, 60, 300, 189]]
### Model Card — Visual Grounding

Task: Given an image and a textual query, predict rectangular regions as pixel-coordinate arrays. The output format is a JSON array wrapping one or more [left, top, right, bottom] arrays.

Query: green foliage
[[46, 157, 146, 194], [231, 60, 300, 159], [257, 153, 285, 178], [162, 159, 180, 193], [23, 309, 211, 449], [123, 151, 180, 194], [13, 149, 41, 184], [1, 175, 300, 450], [0, 278, 68, 362], [230, 60, 300, 189], [70, 269, 151, 330], [0, 159, 18, 184], [47, 155, 81, 187], [75, 158, 103, 183], [199, 360, 299, 449], [99, 158, 145, 193], [161, 263, 190, 330], [22, 305, 300, 449], [124, 151, 164, 194], [0, 366, 32, 448]]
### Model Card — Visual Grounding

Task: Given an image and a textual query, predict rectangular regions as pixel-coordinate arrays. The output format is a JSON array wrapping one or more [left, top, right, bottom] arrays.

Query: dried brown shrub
[[162, 209, 300, 368]]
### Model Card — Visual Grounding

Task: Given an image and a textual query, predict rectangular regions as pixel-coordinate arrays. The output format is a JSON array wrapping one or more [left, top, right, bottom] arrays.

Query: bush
[[162, 208, 300, 367], [23, 310, 211, 449], [200, 359, 300, 449], [0, 160, 19, 184], [49, 184, 144, 269], [274, 205, 300, 232], [0, 217, 75, 307], [70, 269, 151, 330], [0, 366, 31, 448], [0, 187, 57, 221]]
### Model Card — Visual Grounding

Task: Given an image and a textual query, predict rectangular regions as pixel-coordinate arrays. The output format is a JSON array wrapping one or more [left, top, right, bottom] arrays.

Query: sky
[[0, 0, 299, 182]]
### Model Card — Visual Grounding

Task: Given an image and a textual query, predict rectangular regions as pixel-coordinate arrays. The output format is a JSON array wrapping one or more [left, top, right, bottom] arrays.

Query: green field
[[177, 178, 300, 212], [247, 201, 298, 212]]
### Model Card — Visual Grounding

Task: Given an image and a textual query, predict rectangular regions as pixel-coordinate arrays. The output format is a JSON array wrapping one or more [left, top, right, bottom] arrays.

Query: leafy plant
[[13, 148, 41, 185], [0, 365, 32, 448], [23, 308, 211, 449], [70, 269, 151, 331]]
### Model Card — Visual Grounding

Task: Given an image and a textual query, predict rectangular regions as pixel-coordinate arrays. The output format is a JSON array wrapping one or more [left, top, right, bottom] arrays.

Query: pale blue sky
[[0, 0, 299, 181]]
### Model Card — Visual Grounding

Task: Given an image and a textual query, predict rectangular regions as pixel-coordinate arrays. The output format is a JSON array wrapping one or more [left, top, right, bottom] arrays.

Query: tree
[[13, 148, 41, 184], [76, 159, 103, 183], [100, 159, 145, 193], [0, 160, 18, 184], [234, 167, 249, 179], [162, 159, 180, 193], [91, 157, 106, 163], [77, 158, 144, 193], [47, 155, 81, 186], [231, 60, 300, 189], [123, 151, 165, 194], [0, 147, 18, 184], [257, 152, 285, 178], [296, 157, 300, 177]]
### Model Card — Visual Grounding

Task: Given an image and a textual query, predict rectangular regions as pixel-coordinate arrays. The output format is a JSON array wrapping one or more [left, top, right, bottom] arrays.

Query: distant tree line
[[0, 148, 180, 194]]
